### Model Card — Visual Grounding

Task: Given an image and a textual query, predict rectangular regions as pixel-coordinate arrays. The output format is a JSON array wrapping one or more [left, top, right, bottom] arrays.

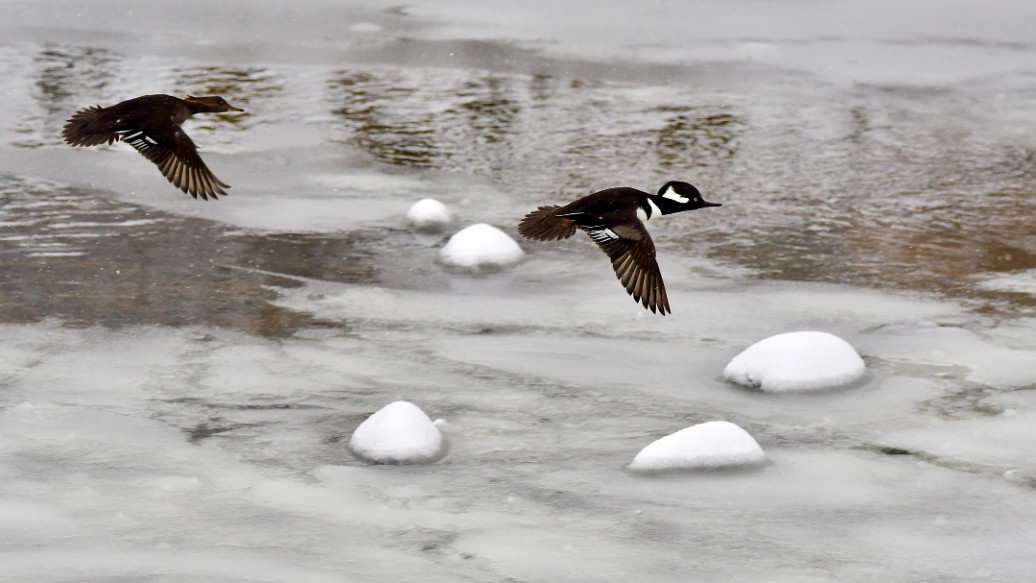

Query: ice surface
[[724, 331, 867, 392], [403, 0, 1036, 86], [349, 401, 446, 464], [438, 223, 525, 272], [2, 293, 1036, 581], [405, 198, 453, 231], [629, 421, 767, 472], [3, 0, 1036, 580]]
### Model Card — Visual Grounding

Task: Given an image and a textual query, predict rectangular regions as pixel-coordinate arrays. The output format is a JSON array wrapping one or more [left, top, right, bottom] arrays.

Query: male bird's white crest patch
[[661, 185, 690, 204]]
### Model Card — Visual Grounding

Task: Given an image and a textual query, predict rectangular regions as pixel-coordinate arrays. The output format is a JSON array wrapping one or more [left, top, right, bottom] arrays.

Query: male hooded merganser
[[518, 181, 720, 315], [62, 94, 243, 200]]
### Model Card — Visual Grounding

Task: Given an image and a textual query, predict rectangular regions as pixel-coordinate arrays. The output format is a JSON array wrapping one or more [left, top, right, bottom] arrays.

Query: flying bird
[[63, 94, 243, 200], [518, 181, 721, 315]]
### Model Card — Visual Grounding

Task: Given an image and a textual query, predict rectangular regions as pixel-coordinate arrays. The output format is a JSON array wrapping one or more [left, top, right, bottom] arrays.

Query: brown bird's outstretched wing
[[583, 220, 670, 315], [518, 205, 579, 241], [117, 127, 229, 200]]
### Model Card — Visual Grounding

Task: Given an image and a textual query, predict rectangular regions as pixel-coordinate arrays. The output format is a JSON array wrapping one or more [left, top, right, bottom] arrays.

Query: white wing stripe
[[587, 228, 620, 243]]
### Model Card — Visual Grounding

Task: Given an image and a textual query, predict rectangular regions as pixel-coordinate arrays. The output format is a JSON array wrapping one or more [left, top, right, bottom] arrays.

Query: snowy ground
[[2, 0, 1036, 581]]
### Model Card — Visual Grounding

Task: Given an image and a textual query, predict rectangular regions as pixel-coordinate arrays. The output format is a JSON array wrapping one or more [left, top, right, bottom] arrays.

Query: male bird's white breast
[[637, 198, 662, 222]]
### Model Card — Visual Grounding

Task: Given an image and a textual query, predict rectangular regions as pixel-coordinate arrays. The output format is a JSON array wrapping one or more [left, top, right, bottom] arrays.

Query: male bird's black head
[[656, 181, 720, 209], [645, 181, 721, 216]]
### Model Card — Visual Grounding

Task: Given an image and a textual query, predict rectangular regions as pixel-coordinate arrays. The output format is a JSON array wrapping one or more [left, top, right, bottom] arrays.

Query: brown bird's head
[[184, 95, 244, 113]]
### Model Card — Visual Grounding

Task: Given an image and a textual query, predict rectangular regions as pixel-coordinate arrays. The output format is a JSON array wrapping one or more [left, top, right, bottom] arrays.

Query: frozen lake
[[2, 0, 1036, 580]]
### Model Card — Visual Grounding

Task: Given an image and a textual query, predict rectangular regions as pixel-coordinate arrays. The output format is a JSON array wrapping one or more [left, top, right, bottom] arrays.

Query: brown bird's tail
[[518, 205, 578, 241], [62, 106, 117, 147]]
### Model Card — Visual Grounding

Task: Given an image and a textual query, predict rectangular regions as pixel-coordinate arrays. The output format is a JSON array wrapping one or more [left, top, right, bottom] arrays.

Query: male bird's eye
[[693, 198, 699, 202]]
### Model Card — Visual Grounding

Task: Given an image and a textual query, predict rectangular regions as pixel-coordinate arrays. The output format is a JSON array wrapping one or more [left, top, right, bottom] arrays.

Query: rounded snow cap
[[629, 421, 767, 472], [724, 331, 865, 392], [349, 401, 446, 465], [438, 223, 524, 273]]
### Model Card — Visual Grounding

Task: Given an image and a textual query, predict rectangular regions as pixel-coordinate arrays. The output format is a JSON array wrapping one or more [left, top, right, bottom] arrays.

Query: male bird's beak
[[705, 201, 722, 207]]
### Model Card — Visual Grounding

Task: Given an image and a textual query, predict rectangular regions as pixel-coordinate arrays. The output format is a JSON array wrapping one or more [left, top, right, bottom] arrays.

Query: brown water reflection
[[330, 70, 440, 167], [328, 68, 748, 189], [652, 108, 743, 170], [172, 65, 283, 131]]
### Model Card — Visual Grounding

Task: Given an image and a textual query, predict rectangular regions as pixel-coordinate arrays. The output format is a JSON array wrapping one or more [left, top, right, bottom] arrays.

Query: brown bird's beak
[[225, 104, 244, 112]]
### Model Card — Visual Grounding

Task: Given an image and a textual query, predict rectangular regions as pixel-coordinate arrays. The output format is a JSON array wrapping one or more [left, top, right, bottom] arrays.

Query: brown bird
[[518, 181, 721, 315], [63, 94, 243, 200]]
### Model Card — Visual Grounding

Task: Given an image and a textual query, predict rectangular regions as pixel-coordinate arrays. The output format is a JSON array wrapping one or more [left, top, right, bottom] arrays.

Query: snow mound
[[724, 331, 865, 392], [629, 421, 767, 472], [438, 223, 524, 272], [405, 198, 453, 231], [349, 401, 446, 465]]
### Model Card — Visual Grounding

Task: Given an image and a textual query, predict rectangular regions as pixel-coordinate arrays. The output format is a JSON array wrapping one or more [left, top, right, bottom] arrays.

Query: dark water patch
[[0, 174, 388, 336]]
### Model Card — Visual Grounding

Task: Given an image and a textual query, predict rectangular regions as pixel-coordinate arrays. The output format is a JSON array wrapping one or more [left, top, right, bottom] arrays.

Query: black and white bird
[[517, 181, 721, 315], [63, 94, 243, 200]]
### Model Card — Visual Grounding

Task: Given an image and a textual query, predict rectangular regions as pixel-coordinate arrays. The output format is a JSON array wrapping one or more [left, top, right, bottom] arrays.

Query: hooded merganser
[[517, 181, 720, 315], [62, 94, 243, 200]]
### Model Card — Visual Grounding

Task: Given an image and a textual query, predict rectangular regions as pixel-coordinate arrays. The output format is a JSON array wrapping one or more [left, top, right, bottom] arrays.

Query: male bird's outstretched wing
[[582, 219, 670, 315]]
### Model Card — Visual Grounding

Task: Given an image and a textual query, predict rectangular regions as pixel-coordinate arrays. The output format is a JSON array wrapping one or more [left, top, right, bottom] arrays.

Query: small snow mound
[[349, 401, 445, 465], [629, 421, 766, 472], [724, 331, 865, 392], [438, 223, 524, 272], [405, 198, 453, 231]]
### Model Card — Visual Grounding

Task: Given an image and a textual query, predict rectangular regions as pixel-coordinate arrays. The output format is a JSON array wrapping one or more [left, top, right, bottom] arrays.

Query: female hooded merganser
[[518, 181, 720, 315], [63, 94, 243, 200]]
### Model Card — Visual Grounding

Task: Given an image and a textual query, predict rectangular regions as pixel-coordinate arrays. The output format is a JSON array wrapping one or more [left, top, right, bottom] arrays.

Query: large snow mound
[[438, 223, 524, 272], [724, 331, 865, 392], [629, 421, 767, 472], [349, 401, 446, 465], [405, 198, 453, 231]]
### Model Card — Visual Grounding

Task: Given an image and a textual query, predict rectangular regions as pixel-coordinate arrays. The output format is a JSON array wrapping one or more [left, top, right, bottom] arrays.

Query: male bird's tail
[[62, 106, 117, 147], [518, 205, 578, 241]]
